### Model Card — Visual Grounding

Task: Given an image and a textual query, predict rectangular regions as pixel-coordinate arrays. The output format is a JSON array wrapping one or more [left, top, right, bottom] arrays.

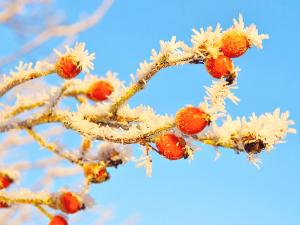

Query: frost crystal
[[135, 150, 153, 177], [229, 14, 269, 48], [191, 24, 223, 58], [97, 142, 132, 166], [200, 78, 239, 121], [137, 36, 189, 79]]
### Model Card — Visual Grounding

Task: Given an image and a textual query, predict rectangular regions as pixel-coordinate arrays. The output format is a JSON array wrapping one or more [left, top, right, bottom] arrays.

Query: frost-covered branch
[[0, 62, 56, 97], [108, 38, 204, 116], [0, 14, 296, 225]]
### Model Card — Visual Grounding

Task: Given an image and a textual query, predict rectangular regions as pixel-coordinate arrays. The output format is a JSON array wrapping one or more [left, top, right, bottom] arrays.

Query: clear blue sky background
[[1, 1, 300, 225]]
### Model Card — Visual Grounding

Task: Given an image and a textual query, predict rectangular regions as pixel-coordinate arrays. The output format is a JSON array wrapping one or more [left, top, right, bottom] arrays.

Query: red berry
[[176, 107, 209, 135], [59, 192, 81, 214], [155, 134, 186, 160], [0, 174, 13, 190], [0, 201, 9, 208], [56, 55, 81, 79], [87, 81, 113, 101], [205, 55, 234, 79], [221, 30, 250, 58], [49, 215, 68, 225]]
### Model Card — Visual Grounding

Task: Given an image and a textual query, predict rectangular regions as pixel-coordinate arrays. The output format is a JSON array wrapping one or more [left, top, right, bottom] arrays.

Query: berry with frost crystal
[[155, 134, 186, 160], [49, 215, 68, 225], [56, 55, 82, 79], [205, 55, 234, 79], [59, 192, 83, 214], [176, 107, 210, 135], [221, 30, 250, 58], [0, 173, 13, 190], [83, 163, 110, 184], [87, 80, 114, 101]]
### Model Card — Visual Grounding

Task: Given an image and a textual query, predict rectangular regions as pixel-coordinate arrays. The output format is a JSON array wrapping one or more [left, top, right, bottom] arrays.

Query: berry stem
[[35, 204, 53, 220], [196, 135, 242, 151], [0, 195, 52, 207]]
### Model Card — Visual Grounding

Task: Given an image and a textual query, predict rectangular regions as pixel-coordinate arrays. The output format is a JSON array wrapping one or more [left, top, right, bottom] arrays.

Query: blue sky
[[1, 0, 300, 225]]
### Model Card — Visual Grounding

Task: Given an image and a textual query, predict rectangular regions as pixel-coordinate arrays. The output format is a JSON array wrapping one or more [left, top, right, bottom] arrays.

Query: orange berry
[[205, 55, 234, 79], [49, 215, 68, 225], [87, 80, 113, 101], [0, 174, 13, 190], [155, 134, 186, 160], [56, 55, 82, 79], [83, 163, 110, 184], [59, 192, 82, 214], [176, 107, 209, 135], [221, 30, 250, 58]]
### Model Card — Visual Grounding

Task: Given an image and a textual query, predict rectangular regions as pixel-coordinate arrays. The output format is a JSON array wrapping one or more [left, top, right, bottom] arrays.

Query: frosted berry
[[83, 163, 110, 184], [155, 134, 186, 160], [87, 80, 113, 101], [56, 55, 81, 79], [176, 107, 209, 135], [0, 174, 13, 190], [221, 30, 250, 58], [49, 215, 68, 225], [205, 55, 234, 79], [59, 192, 82, 214]]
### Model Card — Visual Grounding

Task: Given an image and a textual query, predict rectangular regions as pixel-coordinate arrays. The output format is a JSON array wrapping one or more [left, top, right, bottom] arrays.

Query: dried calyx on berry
[[100, 149, 124, 168], [244, 139, 266, 154], [242, 135, 266, 154], [83, 162, 110, 184], [225, 72, 237, 85], [97, 143, 131, 168]]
